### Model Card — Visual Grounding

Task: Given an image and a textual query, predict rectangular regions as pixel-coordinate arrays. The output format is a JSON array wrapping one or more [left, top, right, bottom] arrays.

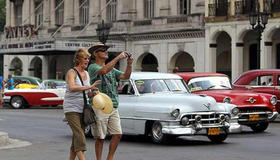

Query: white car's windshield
[[134, 79, 188, 94], [188, 76, 232, 92]]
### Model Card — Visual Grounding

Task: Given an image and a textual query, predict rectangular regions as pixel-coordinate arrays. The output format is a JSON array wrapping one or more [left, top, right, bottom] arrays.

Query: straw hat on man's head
[[88, 42, 110, 54]]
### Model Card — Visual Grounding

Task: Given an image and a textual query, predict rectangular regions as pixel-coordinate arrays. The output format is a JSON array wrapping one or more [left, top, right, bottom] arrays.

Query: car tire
[[10, 96, 25, 109], [250, 122, 269, 133], [150, 121, 168, 144], [207, 134, 228, 143]]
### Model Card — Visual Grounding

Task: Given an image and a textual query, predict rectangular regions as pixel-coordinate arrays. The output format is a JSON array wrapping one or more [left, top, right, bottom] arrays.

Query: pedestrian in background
[[88, 43, 133, 160], [0, 76, 3, 107], [6, 74, 14, 90], [63, 48, 100, 160]]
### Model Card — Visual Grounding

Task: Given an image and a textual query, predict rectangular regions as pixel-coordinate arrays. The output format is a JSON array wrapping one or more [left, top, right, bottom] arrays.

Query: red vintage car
[[233, 69, 280, 113], [176, 72, 279, 133]]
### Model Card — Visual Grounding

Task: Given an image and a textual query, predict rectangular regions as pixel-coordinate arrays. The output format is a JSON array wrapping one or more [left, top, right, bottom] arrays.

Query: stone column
[[22, 0, 31, 25], [42, 56, 49, 79], [207, 44, 217, 72], [89, 0, 100, 23], [5, 0, 11, 27], [50, 0, 56, 27], [43, 0, 51, 27], [22, 56, 29, 76], [30, 0, 35, 25], [136, 0, 144, 19], [64, 0, 74, 26], [158, 0, 170, 17], [263, 42, 273, 69], [232, 42, 244, 81], [74, 0, 80, 25], [160, 42, 168, 72]]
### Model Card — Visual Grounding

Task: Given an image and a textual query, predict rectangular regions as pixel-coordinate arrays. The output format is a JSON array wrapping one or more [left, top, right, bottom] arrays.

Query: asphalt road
[[0, 107, 280, 160]]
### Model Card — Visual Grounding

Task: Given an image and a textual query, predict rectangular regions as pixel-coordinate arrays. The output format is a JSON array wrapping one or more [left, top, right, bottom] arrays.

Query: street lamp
[[249, 2, 269, 69], [96, 20, 112, 44]]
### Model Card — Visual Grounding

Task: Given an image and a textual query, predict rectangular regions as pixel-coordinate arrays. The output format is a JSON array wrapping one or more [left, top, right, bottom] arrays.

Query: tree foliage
[[0, 0, 6, 32]]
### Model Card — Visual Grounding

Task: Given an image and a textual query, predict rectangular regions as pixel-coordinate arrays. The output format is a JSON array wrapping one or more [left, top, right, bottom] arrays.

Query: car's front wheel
[[250, 122, 269, 133], [207, 134, 228, 143], [150, 121, 169, 144], [10, 96, 25, 109]]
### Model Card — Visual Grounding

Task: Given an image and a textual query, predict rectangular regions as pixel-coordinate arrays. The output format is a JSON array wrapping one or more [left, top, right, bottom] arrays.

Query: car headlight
[[181, 116, 189, 126], [170, 109, 180, 118], [195, 115, 201, 122], [219, 114, 225, 121], [270, 96, 277, 105], [223, 97, 231, 103], [231, 107, 239, 115]]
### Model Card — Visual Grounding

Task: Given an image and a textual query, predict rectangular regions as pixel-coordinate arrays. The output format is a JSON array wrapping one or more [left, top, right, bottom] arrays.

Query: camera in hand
[[124, 51, 132, 58]]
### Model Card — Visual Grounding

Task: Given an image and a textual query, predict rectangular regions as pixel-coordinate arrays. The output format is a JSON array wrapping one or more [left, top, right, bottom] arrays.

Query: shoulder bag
[[73, 68, 96, 126]]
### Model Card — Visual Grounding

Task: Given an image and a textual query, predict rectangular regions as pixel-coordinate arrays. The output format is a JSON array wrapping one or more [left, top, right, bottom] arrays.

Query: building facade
[[205, 0, 280, 80], [0, 0, 205, 80]]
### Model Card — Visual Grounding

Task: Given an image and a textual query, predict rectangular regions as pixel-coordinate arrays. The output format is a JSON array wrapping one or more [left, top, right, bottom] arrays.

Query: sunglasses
[[96, 49, 107, 52]]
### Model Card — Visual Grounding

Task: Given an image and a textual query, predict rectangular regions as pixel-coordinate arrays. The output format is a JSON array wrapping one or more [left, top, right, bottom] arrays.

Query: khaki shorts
[[93, 108, 122, 139], [65, 112, 86, 152]]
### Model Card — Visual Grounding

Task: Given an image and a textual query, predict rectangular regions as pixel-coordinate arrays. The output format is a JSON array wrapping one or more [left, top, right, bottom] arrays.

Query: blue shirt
[[0, 76, 2, 90], [7, 78, 14, 90]]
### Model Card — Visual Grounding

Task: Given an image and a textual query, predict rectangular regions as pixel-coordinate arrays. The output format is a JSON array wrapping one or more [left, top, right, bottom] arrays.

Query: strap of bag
[[72, 68, 87, 106]]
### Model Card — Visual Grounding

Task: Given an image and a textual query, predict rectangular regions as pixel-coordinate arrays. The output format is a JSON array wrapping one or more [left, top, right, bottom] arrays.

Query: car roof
[[130, 72, 182, 80], [233, 69, 280, 84], [176, 72, 227, 82]]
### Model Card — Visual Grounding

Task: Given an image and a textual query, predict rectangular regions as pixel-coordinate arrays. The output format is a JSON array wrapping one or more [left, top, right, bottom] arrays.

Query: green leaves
[[0, 0, 6, 32]]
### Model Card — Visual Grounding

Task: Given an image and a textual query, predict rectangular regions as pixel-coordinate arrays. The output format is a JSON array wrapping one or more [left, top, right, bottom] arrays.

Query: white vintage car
[[87, 72, 240, 144]]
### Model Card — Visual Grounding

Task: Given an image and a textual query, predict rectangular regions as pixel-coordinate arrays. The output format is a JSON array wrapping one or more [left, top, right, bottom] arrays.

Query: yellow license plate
[[208, 128, 220, 135], [249, 114, 259, 121]]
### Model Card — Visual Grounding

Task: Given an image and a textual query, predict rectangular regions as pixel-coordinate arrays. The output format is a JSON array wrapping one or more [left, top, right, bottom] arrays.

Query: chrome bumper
[[2, 96, 11, 103], [268, 111, 279, 121], [228, 122, 242, 133], [161, 122, 230, 135]]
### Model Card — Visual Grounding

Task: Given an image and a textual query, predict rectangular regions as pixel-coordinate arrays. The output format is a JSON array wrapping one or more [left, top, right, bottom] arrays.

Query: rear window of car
[[249, 75, 273, 86]]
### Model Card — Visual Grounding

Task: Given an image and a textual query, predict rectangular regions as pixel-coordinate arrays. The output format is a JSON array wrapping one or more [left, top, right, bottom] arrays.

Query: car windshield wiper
[[206, 85, 216, 90], [171, 89, 183, 92]]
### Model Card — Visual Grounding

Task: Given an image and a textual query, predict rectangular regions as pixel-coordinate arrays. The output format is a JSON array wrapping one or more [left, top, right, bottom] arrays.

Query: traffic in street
[[0, 107, 280, 160]]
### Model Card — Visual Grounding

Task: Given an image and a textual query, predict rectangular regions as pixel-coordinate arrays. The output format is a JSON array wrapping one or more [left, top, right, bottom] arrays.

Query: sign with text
[[5, 25, 36, 39]]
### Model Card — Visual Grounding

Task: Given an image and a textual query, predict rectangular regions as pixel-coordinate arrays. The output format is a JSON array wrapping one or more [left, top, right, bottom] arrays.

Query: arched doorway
[[277, 44, 280, 69], [141, 53, 158, 72], [216, 31, 232, 77], [249, 44, 258, 69], [170, 51, 194, 72], [10, 57, 23, 76], [30, 57, 42, 78], [243, 30, 259, 70]]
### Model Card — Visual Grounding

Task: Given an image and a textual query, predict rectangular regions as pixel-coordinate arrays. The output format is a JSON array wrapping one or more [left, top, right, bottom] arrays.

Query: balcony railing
[[235, 0, 256, 15], [264, 0, 280, 13], [208, 2, 229, 17]]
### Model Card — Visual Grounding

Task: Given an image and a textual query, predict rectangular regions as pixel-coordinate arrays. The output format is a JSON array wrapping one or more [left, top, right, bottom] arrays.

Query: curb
[[0, 132, 9, 147], [0, 131, 32, 150]]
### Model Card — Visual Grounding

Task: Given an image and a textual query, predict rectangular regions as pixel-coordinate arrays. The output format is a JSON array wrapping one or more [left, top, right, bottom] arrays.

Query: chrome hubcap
[[152, 122, 163, 140]]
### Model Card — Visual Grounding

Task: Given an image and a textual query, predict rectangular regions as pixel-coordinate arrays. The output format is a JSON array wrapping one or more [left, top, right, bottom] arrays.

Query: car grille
[[239, 107, 271, 113], [181, 112, 224, 125]]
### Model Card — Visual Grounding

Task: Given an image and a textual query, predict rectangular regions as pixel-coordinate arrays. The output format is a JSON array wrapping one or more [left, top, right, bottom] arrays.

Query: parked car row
[[3, 70, 280, 144], [2, 76, 66, 108]]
